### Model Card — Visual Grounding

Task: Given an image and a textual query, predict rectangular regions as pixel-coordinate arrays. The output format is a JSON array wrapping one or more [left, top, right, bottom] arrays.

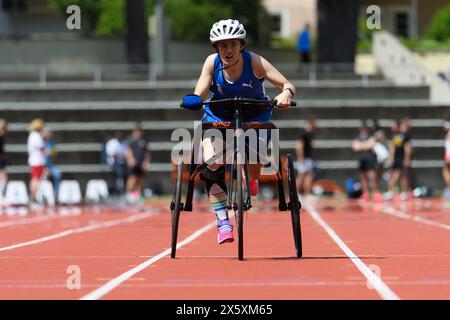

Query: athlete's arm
[[296, 140, 305, 162], [366, 137, 376, 150], [194, 54, 215, 100], [388, 141, 395, 166], [352, 140, 361, 152], [251, 53, 296, 108], [143, 150, 151, 171], [404, 142, 412, 167], [125, 148, 135, 167]]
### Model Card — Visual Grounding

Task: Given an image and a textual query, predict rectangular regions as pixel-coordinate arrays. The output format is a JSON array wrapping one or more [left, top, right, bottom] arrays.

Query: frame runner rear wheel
[[170, 157, 183, 259], [287, 154, 302, 258]]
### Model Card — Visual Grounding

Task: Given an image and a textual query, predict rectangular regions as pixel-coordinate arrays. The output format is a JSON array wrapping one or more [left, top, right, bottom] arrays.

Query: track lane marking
[[80, 219, 217, 300], [305, 203, 401, 300], [0, 209, 159, 253], [0, 212, 81, 229], [382, 206, 450, 231], [0, 205, 144, 229]]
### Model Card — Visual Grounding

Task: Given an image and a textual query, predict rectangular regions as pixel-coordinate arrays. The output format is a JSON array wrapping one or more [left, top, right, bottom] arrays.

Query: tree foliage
[[165, 0, 231, 41], [95, 0, 126, 36], [426, 4, 450, 42], [48, 0, 269, 43]]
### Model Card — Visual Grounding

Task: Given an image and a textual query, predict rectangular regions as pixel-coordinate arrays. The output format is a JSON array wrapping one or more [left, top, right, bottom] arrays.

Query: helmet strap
[[221, 57, 240, 71]]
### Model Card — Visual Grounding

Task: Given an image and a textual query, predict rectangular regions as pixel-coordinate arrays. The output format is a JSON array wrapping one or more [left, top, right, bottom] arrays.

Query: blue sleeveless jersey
[[201, 50, 271, 122]]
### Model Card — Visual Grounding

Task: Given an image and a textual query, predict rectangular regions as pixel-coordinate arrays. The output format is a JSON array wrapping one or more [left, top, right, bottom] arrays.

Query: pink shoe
[[360, 192, 370, 201], [373, 192, 383, 202], [217, 219, 234, 244]]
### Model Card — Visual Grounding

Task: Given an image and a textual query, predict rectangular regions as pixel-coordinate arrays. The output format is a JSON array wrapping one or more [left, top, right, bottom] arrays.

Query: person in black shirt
[[125, 124, 150, 204], [386, 118, 413, 200], [0, 119, 7, 199], [352, 120, 383, 201], [295, 117, 315, 196]]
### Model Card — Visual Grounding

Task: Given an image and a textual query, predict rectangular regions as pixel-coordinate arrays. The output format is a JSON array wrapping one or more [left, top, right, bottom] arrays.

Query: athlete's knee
[[200, 165, 227, 195]]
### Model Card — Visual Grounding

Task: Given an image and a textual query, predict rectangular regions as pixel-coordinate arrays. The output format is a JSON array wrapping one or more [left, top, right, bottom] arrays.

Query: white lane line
[[305, 203, 401, 300], [382, 206, 450, 231], [0, 209, 159, 253], [80, 219, 217, 300], [0, 213, 81, 229], [0, 215, 56, 228]]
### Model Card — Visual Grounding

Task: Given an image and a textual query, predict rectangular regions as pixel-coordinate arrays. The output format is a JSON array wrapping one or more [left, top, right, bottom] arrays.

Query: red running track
[[0, 198, 448, 300]]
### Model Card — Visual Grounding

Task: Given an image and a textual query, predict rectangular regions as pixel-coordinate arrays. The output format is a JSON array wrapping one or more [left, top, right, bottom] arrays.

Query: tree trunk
[[317, 0, 359, 68], [125, 0, 149, 65]]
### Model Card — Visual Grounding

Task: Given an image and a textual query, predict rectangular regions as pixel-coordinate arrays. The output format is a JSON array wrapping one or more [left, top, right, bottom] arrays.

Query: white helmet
[[209, 19, 246, 45]]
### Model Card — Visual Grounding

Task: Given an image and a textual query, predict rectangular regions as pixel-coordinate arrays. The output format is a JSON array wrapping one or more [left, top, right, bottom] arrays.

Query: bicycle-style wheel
[[287, 154, 302, 258], [236, 162, 244, 261], [170, 158, 183, 259]]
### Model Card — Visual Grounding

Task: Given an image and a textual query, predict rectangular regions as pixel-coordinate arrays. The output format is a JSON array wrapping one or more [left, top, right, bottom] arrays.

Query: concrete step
[[0, 72, 385, 82], [6, 119, 445, 144], [4, 118, 446, 144], [1, 99, 446, 123], [4, 139, 446, 165], [0, 82, 430, 101]]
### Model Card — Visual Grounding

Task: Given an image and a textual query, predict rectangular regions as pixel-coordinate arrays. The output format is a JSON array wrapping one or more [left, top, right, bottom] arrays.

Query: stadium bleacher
[[1, 72, 447, 195]]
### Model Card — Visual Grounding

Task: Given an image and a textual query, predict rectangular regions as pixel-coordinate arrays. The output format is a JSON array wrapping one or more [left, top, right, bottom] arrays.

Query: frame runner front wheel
[[236, 162, 244, 261]]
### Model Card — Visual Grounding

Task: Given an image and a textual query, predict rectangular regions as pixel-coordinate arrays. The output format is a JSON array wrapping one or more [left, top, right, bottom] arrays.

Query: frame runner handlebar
[[202, 97, 297, 108]]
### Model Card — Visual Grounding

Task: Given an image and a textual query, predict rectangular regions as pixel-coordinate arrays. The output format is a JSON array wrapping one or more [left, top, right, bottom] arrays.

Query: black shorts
[[130, 165, 144, 176], [203, 128, 271, 165], [358, 153, 376, 172], [392, 159, 404, 171], [0, 159, 6, 170], [300, 52, 311, 63]]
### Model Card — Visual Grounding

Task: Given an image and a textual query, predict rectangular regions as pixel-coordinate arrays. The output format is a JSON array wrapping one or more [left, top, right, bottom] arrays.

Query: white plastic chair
[[5, 181, 29, 206], [85, 179, 109, 203], [58, 180, 82, 205], [36, 180, 56, 206]]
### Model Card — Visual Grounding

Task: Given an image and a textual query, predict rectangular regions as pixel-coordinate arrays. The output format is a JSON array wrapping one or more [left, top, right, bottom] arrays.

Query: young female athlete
[[181, 19, 297, 244]]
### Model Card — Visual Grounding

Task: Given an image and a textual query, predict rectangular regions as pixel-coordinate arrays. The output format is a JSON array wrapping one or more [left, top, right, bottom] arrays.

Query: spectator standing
[[0, 119, 8, 198], [295, 117, 316, 196], [443, 119, 450, 198], [296, 24, 312, 71], [27, 119, 46, 203], [297, 23, 312, 70], [352, 120, 383, 201], [385, 119, 413, 200], [106, 132, 128, 195], [125, 124, 150, 204], [42, 129, 62, 198], [371, 120, 389, 184]]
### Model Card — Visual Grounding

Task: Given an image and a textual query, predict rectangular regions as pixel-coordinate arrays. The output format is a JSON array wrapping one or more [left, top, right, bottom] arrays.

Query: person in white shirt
[[27, 119, 46, 202], [105, 132, 129, 195]]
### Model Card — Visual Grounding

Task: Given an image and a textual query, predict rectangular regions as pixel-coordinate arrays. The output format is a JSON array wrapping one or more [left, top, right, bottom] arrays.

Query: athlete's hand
[[181, 94, 203, 111], [274, 90, 292, 108]]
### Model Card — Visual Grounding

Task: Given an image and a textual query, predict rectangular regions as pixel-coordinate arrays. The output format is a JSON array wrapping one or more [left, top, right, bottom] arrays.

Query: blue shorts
[[202, 101, 272, 123]]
